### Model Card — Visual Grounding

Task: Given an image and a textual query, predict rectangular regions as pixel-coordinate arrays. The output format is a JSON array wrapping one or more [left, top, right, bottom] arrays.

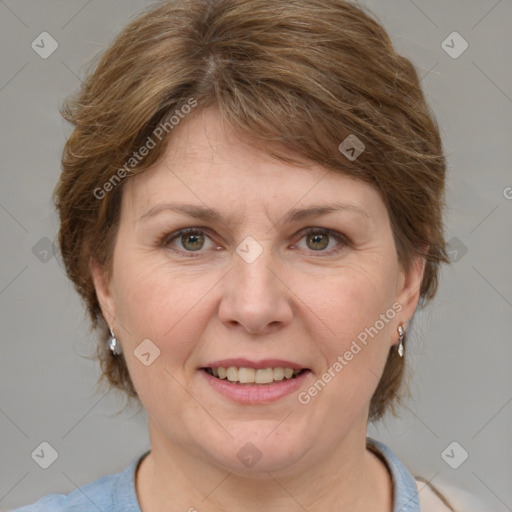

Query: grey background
[[0, 0, 510, 510]]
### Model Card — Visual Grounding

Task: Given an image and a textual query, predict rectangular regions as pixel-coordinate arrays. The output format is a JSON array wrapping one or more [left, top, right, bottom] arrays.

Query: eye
[[293, 228, 348, 255], [162, 228, 218, 254], [159, 227, 348, 257]]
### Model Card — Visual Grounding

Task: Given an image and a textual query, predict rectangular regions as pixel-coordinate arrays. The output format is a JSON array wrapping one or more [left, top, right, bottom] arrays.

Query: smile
[[203, 366, 308, 384], [200, 365, 312, 404]]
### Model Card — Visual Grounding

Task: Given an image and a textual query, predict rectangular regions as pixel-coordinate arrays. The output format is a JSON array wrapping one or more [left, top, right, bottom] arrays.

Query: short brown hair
[[56, 0, 448, 422]]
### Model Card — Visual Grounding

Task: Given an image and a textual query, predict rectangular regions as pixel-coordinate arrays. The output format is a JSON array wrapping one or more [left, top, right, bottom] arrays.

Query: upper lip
[[203, 358, 309, 370]]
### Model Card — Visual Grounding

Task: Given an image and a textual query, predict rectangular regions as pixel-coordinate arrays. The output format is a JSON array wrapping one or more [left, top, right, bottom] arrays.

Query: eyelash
[[159, 227, 350, 257]]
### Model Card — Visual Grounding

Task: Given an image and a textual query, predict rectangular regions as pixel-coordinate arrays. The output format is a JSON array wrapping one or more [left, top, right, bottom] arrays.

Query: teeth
[[226, 367, 238, 382], [208, 366, 304, 384], [238, 367, 256, 383], [273, 367, 285, 381], [255, 368, 274, 384]]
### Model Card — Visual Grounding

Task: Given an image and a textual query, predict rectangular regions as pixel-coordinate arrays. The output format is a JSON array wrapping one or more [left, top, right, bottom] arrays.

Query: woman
[[14, 0, 468, 510]]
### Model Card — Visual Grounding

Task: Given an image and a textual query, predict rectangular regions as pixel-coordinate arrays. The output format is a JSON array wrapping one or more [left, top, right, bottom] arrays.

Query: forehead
[[123, 108, 383, 221]]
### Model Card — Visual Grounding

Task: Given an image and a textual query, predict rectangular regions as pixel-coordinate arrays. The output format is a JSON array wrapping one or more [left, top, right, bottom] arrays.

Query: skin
[[92, 107, 425, 511]]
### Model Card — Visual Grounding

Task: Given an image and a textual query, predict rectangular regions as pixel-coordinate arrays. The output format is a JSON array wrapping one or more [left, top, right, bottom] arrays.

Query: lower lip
[[200, 369, 311, 404]]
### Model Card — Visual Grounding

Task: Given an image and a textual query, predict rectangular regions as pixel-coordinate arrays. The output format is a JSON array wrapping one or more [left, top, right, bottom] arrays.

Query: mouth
[[200, 359, 312, 403], [202, 366, 310, 385]]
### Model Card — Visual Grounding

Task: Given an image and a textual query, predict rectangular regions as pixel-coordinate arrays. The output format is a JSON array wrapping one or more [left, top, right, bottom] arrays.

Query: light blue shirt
[[12, 437, 420, 511]]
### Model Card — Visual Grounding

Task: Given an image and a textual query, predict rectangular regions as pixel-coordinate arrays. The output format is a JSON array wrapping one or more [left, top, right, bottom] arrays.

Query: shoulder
[[366, 437, 490, 512], [415, 476, 492, 512], [415, 477, 455, 512], [10, 455, 144, 512], [10, 473, 118, 512]]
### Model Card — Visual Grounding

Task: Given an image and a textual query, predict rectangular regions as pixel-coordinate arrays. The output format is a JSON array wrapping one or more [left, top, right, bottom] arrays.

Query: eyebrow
[[138, 202, 369, 226]]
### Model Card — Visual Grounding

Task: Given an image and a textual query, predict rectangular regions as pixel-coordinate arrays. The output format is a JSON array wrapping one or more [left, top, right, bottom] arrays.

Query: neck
[[135, 425, 393, 512]]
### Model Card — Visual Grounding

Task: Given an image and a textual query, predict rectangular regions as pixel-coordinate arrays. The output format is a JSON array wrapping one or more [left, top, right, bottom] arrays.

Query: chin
[[196, 423, 313, 476]]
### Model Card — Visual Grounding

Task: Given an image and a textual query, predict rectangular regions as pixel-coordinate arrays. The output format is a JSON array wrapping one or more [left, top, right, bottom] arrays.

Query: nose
[[218, 248, 293, 335]]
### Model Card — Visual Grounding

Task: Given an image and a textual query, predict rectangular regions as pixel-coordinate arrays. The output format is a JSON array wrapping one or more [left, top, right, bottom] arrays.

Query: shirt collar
[[367, 437, 421, 512]]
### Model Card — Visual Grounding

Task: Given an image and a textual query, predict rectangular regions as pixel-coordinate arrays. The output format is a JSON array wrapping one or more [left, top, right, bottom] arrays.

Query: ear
[[89, 258, 117, 328], [395, 256, 426, 329]]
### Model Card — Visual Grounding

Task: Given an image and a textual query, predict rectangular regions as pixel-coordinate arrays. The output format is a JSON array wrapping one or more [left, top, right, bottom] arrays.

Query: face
[[92, 108, 423, 476]]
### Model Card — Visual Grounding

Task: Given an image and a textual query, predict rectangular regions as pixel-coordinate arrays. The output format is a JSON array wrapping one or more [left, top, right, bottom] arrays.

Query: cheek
[[110, 255, 214, 416], [318, 264, 396, 335], [305, 261, 398, 382], [111, 250, 222, 360], [287, 266, 399, 440]]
